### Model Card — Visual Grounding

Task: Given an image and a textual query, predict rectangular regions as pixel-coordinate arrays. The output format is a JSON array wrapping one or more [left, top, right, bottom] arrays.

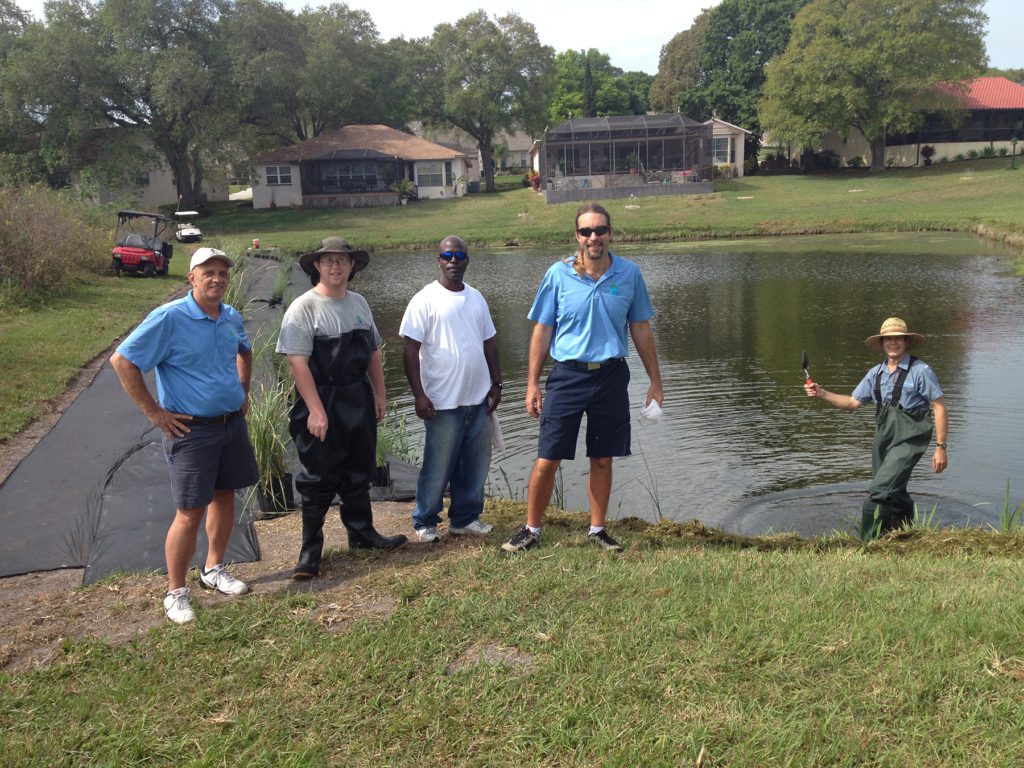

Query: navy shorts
[[162, 416, 259, 510], [537, 359, 631, 460]]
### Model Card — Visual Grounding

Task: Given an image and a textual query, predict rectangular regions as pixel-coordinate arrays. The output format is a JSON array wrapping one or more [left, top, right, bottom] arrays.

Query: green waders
[[860, 359, 933, 539]]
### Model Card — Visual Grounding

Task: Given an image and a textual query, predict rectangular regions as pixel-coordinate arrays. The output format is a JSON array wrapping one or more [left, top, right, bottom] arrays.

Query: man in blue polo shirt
[[502, 204, 664, 553], [111, 247, 259, 624]]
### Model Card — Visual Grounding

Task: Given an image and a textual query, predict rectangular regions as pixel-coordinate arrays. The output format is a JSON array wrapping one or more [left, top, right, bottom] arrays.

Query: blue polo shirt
[[528, 252, 654, 362], [851, 353, 943, 410], [116, 292, 250, 417]]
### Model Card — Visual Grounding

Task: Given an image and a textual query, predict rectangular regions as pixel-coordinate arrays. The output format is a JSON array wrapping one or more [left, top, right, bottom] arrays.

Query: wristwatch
[[492, 381, 503, 390], [936, 442, 947, 449]]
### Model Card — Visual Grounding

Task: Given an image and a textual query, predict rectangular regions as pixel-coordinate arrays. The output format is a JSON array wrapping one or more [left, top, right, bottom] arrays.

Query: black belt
[[558, 358, 624, 372], [188, 411, 242, 426]]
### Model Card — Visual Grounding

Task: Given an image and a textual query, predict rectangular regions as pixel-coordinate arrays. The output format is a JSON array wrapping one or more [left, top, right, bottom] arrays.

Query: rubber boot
[[293, 504, 330, 579], [341, 496, 407, 550]]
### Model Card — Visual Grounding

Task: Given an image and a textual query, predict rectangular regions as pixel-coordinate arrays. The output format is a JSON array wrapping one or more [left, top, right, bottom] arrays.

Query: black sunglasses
[[576, 225, 610, 238], [439, 250, 468, 261]]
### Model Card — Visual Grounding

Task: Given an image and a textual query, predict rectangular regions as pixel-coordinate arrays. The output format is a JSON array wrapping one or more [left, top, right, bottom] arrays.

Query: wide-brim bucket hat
[[299, 236, 369, 282], [865, 317, 925, 350]]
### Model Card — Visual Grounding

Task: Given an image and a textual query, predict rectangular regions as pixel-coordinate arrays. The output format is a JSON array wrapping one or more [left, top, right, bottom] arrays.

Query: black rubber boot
[[293, 504, 330, 579], [341, 497, 407, 550]]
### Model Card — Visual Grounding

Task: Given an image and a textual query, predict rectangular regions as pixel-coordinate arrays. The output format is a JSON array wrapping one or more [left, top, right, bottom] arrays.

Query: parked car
[[111, 210, 173, 277]]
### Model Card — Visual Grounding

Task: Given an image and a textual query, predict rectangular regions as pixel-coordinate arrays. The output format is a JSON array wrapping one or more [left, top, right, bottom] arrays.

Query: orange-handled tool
[[801, 350, 814, 385]]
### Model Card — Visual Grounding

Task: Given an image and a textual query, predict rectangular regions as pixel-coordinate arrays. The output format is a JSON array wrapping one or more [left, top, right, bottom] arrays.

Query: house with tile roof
[[822, 76, 1024, 167], [253, 124, 473, 209]]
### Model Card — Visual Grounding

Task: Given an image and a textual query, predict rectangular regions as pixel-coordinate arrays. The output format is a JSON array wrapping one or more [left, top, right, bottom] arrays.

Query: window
[[712, 137, 732, 165], [266, 165, 292, 185], [417, 162, 443, 187], [135, 171, 150, 187]]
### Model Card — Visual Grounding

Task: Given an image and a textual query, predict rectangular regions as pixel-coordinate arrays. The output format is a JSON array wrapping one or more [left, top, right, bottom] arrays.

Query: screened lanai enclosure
[[540, 114, 713, 204]]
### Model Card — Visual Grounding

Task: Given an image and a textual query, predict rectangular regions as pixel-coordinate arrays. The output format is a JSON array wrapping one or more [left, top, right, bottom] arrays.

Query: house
[[709, 118, 751, 178], [253, 125, 474, 209], [68, 130, 228, 209], [408, 122, 535, 189], [822, 76, 1024, 167], [538, 114, 715, 204]]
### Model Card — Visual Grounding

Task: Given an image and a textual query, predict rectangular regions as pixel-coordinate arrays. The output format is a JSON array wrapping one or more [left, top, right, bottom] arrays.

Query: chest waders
[[861, 356, 933, 539], [290, 330, 403, 577]]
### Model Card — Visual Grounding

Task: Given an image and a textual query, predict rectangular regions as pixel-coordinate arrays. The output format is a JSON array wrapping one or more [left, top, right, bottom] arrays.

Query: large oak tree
[[416, 11, 553, 192]]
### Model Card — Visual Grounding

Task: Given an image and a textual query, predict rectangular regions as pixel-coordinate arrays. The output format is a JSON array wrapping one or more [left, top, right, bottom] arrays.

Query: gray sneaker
[[588, 529, 624, 552], [501, 526, 540, 553], [163, 588, 195, 624], [415, 526, 441, 543], [449, 519, 494, 536], [199, 564, 250, 595]]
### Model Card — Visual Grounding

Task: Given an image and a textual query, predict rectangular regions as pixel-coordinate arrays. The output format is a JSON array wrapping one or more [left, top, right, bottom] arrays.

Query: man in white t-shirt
[[400, 235, 502, 542]]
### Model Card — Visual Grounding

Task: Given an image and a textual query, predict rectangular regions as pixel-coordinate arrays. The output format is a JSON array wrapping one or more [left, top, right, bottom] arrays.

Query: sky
[[11, 0, 1024, 75]]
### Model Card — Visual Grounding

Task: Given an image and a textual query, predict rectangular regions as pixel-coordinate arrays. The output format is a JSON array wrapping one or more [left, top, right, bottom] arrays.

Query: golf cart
[[111, 210, 174, 277], [173, 197, 203, 243]]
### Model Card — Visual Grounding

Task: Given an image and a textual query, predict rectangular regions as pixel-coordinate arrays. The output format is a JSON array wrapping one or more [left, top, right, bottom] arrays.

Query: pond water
[[350, 232, 1024, 536]]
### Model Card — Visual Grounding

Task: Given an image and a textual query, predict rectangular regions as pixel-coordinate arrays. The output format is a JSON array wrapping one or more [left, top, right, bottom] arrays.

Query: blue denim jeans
[[412, 400, 492, 529]]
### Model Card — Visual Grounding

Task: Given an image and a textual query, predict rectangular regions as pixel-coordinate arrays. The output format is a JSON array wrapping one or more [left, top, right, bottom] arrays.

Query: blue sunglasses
[[439, 250, 468, 261]]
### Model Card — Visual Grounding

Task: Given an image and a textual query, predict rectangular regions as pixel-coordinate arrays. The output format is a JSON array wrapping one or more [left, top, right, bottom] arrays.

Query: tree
[[0, 0, 47, 182], [760, 0, 987, 172], [7, 0, 236, 208], [681, 0, 809, 161], [618, 71, 655, 115], [649, 9, 711, 112], [419, 11, 554, 193], [547, 49, 631, 126], [986, 67, 1024, 85]]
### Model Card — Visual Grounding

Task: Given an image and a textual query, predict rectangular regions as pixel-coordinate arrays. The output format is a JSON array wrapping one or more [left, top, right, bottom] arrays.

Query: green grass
[[4, 504, 1024, 766], [205, 158, 1024, 255]]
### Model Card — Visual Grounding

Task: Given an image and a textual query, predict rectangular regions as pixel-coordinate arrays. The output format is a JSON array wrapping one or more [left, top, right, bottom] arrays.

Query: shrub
[[920, 145, 936, 166], [981, 146, 996, 158], [0, 185, 110, 308], [967, 148, 980, 160], [998, 147, 1009, 157], [847, 156, 865, 169], [953, 153, 966, 162]]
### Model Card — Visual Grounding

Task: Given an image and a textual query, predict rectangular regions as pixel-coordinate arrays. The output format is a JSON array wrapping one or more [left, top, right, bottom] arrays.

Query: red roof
[[961, 76, 1024, 110]]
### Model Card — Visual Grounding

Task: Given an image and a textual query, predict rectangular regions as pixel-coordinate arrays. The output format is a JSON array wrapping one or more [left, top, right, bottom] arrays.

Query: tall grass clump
[[0, 185, 109, 307]]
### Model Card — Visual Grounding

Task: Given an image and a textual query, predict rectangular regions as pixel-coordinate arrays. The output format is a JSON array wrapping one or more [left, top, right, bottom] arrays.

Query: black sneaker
[[588, 529, 624, 552], [501, 526, 540, 553]]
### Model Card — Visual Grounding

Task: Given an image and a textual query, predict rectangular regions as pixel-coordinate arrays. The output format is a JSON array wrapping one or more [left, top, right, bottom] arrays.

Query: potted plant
[[921, 145, 936, 166], [245, 378, 294, 517], [389, 177, 415, 204], [625, 152, 641, 174]]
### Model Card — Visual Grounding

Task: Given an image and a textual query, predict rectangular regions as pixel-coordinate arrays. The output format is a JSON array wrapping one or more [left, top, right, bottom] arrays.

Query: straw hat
[[865, 317, 925, 350]]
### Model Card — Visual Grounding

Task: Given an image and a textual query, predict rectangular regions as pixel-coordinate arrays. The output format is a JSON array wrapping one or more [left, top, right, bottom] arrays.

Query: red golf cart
[[111, 210, 174, 277]]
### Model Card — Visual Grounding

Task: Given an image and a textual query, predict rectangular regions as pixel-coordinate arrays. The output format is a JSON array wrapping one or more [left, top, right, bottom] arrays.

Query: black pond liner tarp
[[0, 255, 418, 585]]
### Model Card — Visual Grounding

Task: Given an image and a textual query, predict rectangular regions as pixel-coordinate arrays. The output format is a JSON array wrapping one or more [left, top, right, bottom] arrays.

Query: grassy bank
[[204, 158, 1024, 254], [1, 159, 1021, 440], [4, 503, 1024, 766]]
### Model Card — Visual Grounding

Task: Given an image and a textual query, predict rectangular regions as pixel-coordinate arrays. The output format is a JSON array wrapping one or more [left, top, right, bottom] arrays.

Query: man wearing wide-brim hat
[[804, 317, 949, 539], [276, 237, 406, 579]]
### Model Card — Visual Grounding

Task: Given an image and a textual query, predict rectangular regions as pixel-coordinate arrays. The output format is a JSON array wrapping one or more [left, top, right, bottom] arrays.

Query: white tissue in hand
[[638, 401, 662, 426]]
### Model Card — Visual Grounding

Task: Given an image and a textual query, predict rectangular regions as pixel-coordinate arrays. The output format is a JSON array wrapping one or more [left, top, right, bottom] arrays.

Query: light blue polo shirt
[[851, 353, 943, 410], [528, 252, 654, 362], [116, 292, 250, 417]]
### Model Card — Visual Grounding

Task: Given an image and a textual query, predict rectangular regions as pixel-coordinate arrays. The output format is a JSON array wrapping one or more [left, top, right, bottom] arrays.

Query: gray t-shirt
[[276, 288, 382, 357]]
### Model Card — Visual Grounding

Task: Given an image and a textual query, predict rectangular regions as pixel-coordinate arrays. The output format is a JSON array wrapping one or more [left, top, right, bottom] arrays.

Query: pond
[[350, 232, 1024, 537]]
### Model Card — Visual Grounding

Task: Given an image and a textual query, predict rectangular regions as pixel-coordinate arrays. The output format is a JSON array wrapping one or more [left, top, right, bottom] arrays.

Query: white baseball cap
[[189, 247, 234, 271]]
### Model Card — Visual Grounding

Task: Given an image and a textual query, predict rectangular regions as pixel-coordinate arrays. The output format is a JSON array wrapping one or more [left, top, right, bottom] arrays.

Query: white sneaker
[[163, 588, 196, 624], [449, 519, 494, 536], [415, 526, 441, 543], [199, 564, 250, 595]]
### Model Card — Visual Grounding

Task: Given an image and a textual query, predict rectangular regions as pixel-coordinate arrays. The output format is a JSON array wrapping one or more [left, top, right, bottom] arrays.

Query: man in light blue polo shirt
[[502, 204, 664, 553], [111, 247, 259, 624]]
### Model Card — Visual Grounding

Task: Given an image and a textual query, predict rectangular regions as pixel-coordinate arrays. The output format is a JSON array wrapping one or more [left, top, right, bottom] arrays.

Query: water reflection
[[353, 233, 1023, 536]]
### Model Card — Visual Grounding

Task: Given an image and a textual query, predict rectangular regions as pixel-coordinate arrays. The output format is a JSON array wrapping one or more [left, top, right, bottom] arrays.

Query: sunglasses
[[439, 251, 468, 261], [576, 225, 610, 238]]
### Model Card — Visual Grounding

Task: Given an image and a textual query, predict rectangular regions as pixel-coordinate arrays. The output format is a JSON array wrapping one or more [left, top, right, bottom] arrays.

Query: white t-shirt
[[399, 281, 497, 410]]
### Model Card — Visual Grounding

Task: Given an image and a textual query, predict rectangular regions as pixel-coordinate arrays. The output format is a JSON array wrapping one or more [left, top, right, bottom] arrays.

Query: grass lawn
[[4, 504, 1024, 766]]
